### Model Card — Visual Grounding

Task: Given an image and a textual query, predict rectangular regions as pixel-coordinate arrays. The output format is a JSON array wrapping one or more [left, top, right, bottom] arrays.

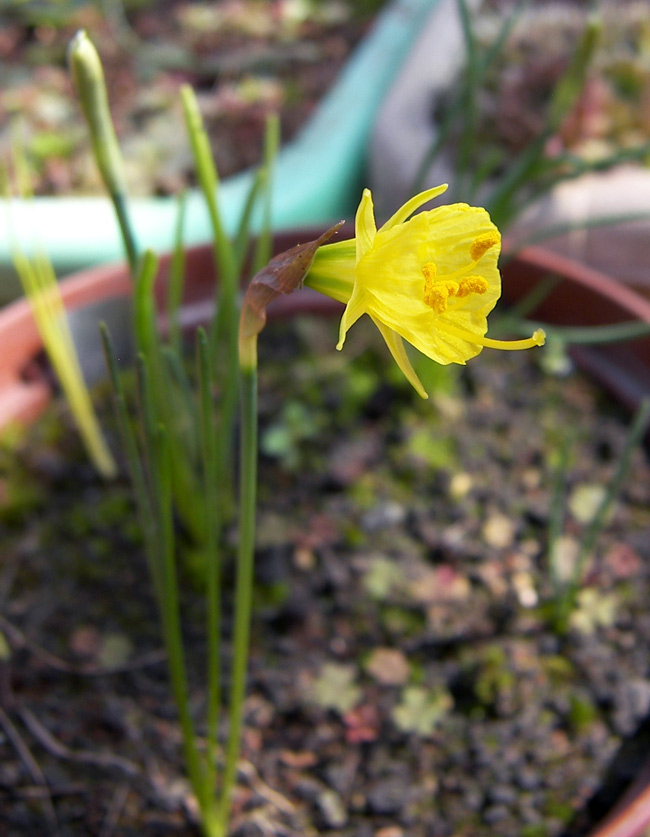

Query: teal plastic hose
[[1, 0, 439, 300]]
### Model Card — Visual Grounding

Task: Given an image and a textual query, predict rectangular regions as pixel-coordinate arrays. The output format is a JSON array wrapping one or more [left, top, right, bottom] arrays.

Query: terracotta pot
[[1, 235, 650, 834], [501, 243, 650, 413], [3, 234, 649, 431], [0, 258, 133, 430], [0, 231, 343, 432]]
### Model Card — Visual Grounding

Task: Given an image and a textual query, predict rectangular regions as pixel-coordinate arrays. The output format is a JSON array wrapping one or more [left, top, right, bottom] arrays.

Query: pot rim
[[1, 236, 649, 429]]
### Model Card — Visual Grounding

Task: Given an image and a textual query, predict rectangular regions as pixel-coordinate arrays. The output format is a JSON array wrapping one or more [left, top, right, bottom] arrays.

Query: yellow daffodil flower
[[305, 185, 545, 398]]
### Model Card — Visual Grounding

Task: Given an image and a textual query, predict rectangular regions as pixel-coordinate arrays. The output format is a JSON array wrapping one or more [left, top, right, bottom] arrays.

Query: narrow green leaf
[[100, 325, 161, 599], [218, 364, 258, 830], [167, 191, 188, 353], [180, 84, 236, 305], [5, 145, 116, 478], [197, 328, 223, 785], [68, 30, 138, 271], [250, 113, 280, 276]]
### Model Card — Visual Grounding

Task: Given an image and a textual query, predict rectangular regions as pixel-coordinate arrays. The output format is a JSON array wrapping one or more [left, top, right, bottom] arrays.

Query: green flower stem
[[232, 170, 265, 273], [68, 30, 138, 272], [133, 251, 160, 360], [140, 356, 219, 831], [197, 329, 223, 787], [218, 359, 258, 832], [133, 250, 207, 544], [181, 85, 239, 524], [103, 334, 220, 836], [101, 325, 161, 598], [231, 114, 280, 277], [180, 85, 237, 327]]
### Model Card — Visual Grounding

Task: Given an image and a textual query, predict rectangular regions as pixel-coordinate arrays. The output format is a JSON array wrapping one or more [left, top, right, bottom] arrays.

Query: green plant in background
[[545, 397, 650, 636], [2, 141, 116, 478], [35, 13, 647, 836], [426, 2, 650, 377], [68, 29, 138, 268], [414, 0, 650, 235], [69, 30, 278, 837]]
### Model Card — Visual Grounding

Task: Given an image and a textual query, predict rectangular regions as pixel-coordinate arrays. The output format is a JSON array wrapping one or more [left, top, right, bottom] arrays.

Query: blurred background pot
[[500, 242, 650, 413]]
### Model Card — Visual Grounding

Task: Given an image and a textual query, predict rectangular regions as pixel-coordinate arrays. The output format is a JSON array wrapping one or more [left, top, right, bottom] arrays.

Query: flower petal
[[380, 184, 448, 231], [372, 317, 428, 399], [304, 186, 542, 397], [336, 286, 367, 350], [304, 239, 356, 303], [355, 188, 377, 263], [371, 304, 484, 365]]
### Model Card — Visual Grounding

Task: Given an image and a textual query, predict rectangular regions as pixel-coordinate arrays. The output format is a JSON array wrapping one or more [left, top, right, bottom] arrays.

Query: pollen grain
[[470, 232, 499, 262], [423, 261, 487, 313], [457, 275, 489, 297]]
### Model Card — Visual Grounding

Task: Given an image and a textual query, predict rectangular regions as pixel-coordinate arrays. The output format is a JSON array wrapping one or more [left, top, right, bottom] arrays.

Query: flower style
[[305, 185, 545, 398]]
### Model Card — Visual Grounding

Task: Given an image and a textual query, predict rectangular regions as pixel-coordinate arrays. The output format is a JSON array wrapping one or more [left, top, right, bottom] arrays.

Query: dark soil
[[1, 315, 650, 836]]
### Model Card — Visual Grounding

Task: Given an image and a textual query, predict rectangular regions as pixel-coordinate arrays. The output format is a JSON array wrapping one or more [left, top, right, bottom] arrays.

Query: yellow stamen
[[436, 322, 546, 351], [426, 285, 449, 314], [424, 262, 488, 313], [423, 262, 441, 310], [422, 261, 437, 282], [457, 275, 489, 298], [470, 232, 499, 262]]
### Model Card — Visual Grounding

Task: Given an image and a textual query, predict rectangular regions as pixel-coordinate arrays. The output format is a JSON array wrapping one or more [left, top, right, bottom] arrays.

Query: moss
[[379, 605, 426, 638], [521, 825, 549, 837], [460, 644, 518, 713], [567, 693, 599, 735], [541, 654, 575, 686], [543, 799, 576, 824]]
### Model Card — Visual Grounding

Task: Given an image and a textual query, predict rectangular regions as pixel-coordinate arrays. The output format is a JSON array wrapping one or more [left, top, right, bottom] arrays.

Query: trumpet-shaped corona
[[305, 185, 545, 398]]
